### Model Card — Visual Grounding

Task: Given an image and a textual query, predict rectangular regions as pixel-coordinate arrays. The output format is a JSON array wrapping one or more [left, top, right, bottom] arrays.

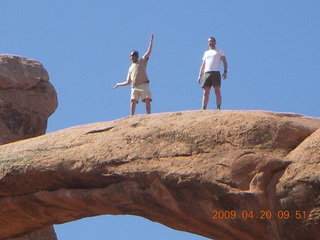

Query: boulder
[[0, 54, 57, 145], [0, 55, 49, 90], [0, 110, 319, 240]]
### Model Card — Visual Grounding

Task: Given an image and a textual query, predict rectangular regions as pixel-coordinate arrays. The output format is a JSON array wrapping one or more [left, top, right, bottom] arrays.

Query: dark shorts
[[202, 71, 221, 88]]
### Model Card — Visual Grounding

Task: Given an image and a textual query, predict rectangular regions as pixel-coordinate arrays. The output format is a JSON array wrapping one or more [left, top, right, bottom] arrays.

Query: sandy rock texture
[[0, 54, 58, 239], [0, 54, 57, 145], [0, 110, 319, 240]]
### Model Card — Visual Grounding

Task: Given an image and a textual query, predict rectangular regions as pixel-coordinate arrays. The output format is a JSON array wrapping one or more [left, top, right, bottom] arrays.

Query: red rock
[[0, 110, 319, 240], [0, 55, 58, 240], [0, 54, 57, 145]]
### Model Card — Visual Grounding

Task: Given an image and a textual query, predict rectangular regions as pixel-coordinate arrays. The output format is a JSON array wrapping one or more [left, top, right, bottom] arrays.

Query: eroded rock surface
[[0, 54, 58, 239], [0, 111, 319, 240], [0, 54, 57, 145]]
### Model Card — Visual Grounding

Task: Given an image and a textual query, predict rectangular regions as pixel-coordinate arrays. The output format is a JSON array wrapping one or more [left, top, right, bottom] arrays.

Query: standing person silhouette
[[198, 37, 228, 110], [114, 34, 154, 116]]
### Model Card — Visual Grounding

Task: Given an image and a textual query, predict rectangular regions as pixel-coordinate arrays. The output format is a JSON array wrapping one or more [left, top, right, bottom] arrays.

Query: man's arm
[[113, 78, 132, 89], [142, 34, 154, 60], [221, 56, 228, 79], [197, 61, 205, 83]]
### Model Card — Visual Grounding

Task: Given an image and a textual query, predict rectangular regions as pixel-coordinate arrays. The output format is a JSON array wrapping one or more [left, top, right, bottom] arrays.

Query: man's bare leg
[[202, 86, 211, 110], [131, 100, 138, 116], [214, 86, 222, 110], [144, 98, 151, 114]]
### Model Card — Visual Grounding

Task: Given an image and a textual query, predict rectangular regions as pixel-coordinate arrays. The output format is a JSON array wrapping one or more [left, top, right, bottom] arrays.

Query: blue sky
[[1, 1, 319, 239]]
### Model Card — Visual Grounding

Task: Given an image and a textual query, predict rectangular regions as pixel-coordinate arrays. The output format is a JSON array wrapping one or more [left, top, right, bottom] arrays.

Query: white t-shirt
[[202, 49, 225, 72]]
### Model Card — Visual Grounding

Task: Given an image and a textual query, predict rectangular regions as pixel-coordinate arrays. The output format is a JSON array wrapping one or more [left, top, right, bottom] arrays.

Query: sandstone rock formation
[[0, 110, 319, 240], [0, 54, 58, 239], [0, 54, 57, 145]]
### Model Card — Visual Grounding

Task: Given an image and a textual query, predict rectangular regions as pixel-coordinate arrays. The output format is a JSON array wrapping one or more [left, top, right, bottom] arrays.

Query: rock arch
[[1, 111, 320, 240]]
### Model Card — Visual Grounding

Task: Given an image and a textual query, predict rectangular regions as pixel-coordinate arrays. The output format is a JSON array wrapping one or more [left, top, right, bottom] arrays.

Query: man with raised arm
[[114, 34, 154, 116]]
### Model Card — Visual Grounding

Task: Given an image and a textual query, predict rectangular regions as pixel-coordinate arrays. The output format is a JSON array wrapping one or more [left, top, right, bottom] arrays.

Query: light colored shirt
[[127, 57, 149, 87], [202, 49, 225, 72]]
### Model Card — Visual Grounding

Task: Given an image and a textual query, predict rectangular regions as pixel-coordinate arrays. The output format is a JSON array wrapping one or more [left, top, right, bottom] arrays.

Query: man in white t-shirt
[[197, 37, 228, 110]]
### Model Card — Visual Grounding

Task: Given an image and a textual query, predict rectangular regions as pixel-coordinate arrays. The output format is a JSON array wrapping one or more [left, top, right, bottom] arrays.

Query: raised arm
[[142, 34, 154, 59]]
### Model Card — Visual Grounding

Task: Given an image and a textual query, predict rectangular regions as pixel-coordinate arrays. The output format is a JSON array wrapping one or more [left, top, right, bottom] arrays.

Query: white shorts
[[131, 83, 152, 103]]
